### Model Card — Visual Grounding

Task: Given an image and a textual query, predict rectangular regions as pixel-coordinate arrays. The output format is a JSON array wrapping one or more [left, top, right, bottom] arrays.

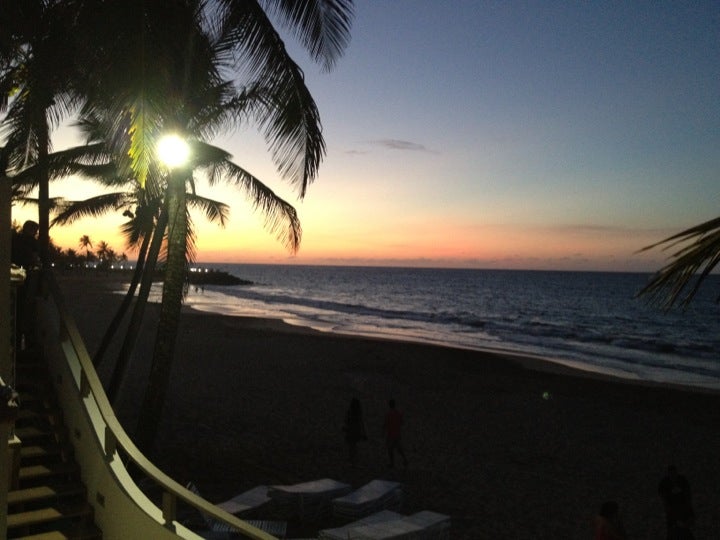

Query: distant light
[[157, 134, 190, 168]]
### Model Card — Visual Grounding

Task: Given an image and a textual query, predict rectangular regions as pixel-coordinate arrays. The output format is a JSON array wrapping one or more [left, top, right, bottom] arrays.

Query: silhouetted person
[[343, 397, 367, 466], [593, 501, 627, 540], [383, 399, 408, 468], [11, 220, 40, 350], [659, 465, 694, 539], [11, 220, 39, 271]]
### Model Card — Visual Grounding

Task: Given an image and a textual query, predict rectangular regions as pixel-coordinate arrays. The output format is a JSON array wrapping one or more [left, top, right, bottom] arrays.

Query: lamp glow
[[157, 135, 190, 168]]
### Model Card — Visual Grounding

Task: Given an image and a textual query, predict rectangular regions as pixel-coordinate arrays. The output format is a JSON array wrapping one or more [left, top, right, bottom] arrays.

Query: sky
[[10, 1, 720, 272]]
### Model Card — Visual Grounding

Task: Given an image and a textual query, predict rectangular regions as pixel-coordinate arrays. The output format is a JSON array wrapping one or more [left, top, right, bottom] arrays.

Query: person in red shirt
[[593, 501, 626, 540], [384, 399, 408, 469]]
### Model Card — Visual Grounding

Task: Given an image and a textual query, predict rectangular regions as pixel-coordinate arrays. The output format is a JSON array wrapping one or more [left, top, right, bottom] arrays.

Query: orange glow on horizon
[[12, 195, 669, 272]]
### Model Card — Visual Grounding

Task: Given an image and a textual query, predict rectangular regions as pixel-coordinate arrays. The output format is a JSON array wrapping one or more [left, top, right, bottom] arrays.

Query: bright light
[[157, 134, 190, 168]]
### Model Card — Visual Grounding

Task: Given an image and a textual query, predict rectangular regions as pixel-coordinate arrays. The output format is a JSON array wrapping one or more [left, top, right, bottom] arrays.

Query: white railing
[[36, 273, 276, 540]]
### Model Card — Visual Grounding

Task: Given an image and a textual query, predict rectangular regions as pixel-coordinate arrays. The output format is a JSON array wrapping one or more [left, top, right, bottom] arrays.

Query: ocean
[[178, 264, 720, 390]]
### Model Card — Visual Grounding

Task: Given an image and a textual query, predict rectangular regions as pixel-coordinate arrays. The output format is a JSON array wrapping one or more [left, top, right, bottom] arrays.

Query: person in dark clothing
[[342, 397, 367, 466], [11, 220, 40, 270], [659, 465, 695, 540], [11, 220, 40, 350]]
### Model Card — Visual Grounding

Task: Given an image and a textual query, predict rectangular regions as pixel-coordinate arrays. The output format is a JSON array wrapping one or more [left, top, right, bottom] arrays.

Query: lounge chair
[[319, 509, 451, 540], [318, 510, 404, 539], [207, 519, 287, 538], [332, 479, 403, 520], [268, 478, 352, 521], [187, 482, 272, 517], [186, 482, 287, 538]]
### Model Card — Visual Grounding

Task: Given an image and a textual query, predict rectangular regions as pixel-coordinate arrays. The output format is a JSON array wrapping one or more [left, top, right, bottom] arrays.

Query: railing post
[[104, 426, 117, 460], [162, 490, 178, 531], [80, 370, 91, 398]]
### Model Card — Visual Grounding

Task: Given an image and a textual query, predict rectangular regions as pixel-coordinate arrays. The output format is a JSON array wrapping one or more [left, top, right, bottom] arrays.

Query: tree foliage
[[2, 0, 355, 454], [637, 217, 720, 309]]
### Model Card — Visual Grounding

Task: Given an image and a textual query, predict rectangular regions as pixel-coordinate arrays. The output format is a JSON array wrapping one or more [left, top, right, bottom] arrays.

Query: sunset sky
[[10, 1, 720, 272]]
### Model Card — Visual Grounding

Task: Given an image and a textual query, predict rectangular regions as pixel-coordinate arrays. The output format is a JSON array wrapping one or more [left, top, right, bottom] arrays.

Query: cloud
[[371, 139, 437, 153], [343, 138, 438, 155], [545, 224, 680, 238]]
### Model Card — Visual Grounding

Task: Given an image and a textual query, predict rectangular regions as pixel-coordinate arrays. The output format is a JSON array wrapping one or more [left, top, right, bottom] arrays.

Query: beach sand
[[55, 273, 720, 539]]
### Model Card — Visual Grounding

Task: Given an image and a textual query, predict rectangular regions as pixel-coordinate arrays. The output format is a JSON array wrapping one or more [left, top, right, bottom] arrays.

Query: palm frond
[[118, 199, 159, 248], [259, 0, 354, 71], [185, 211, 198, 270], [189, 140, 233, 184], [7, 143, 121, 211], [637, 216, 720, 308], [128, 96, 165, 189], [52, 192, 134, 226], [187, 193, 230, 227], [218, 0, 326, 197], [220, 159, 301, 252]]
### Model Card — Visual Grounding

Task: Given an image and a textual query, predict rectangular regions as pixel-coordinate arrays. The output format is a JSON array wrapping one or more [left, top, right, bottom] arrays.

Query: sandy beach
[[55, 273, 720, 539]]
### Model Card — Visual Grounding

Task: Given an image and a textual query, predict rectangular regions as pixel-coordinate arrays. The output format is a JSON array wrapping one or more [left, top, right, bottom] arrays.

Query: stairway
[[7, 352, 102, 540]]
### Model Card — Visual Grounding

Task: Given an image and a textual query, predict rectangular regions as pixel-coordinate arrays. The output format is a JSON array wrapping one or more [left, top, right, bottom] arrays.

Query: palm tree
[[95, 240, 111, 263], [0, 0, 82, 265], [72, 0, 353, 453], [140, 1, 354, 454], [637, 217, 720, 308], [53, 171, 231, 377], [78, 235, 93, 263]]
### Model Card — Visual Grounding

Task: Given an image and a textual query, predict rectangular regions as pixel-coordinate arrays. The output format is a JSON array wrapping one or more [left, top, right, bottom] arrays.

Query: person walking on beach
[[343, 397, 367, 467], [593, 500, 627, 540], [383, 398, 408, 469], [658, 465, 695, 539]]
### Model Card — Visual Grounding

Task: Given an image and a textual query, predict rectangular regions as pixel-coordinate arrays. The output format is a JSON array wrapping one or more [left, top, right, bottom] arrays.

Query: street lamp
[[157, 134, 190, 169]]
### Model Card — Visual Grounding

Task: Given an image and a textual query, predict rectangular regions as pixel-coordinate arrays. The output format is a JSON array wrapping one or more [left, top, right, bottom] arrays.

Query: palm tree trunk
[[106, 206, 168, 403], [134, 174, 188, 454], [37, 118, 50, 267], [93, 225, 152, 367]]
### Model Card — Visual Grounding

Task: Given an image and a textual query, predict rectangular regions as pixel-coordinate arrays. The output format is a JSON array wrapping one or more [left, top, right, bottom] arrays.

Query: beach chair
[[187, 481, 273, 517], [268, 478, 352, 521], [332, 479, 404, 520], [207, 519, 288, 538], [319, 510, 451, 540], [318, 510, 404, 539], [186, 482, 287, 538]]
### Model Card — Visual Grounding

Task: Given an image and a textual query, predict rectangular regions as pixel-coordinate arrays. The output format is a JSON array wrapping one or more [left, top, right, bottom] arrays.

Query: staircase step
[[9, 523, 102, 540], [8, 484, 87, 507], [17, 407, 62, 422], [17, 392, 52, 407], [16, 426, 53, 441], [7, 502, 93, 529], [19, 462, 80, 483], [16, 425, 67, 444], [12, 343, 101, 539], [20, 444, 64, 461]]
